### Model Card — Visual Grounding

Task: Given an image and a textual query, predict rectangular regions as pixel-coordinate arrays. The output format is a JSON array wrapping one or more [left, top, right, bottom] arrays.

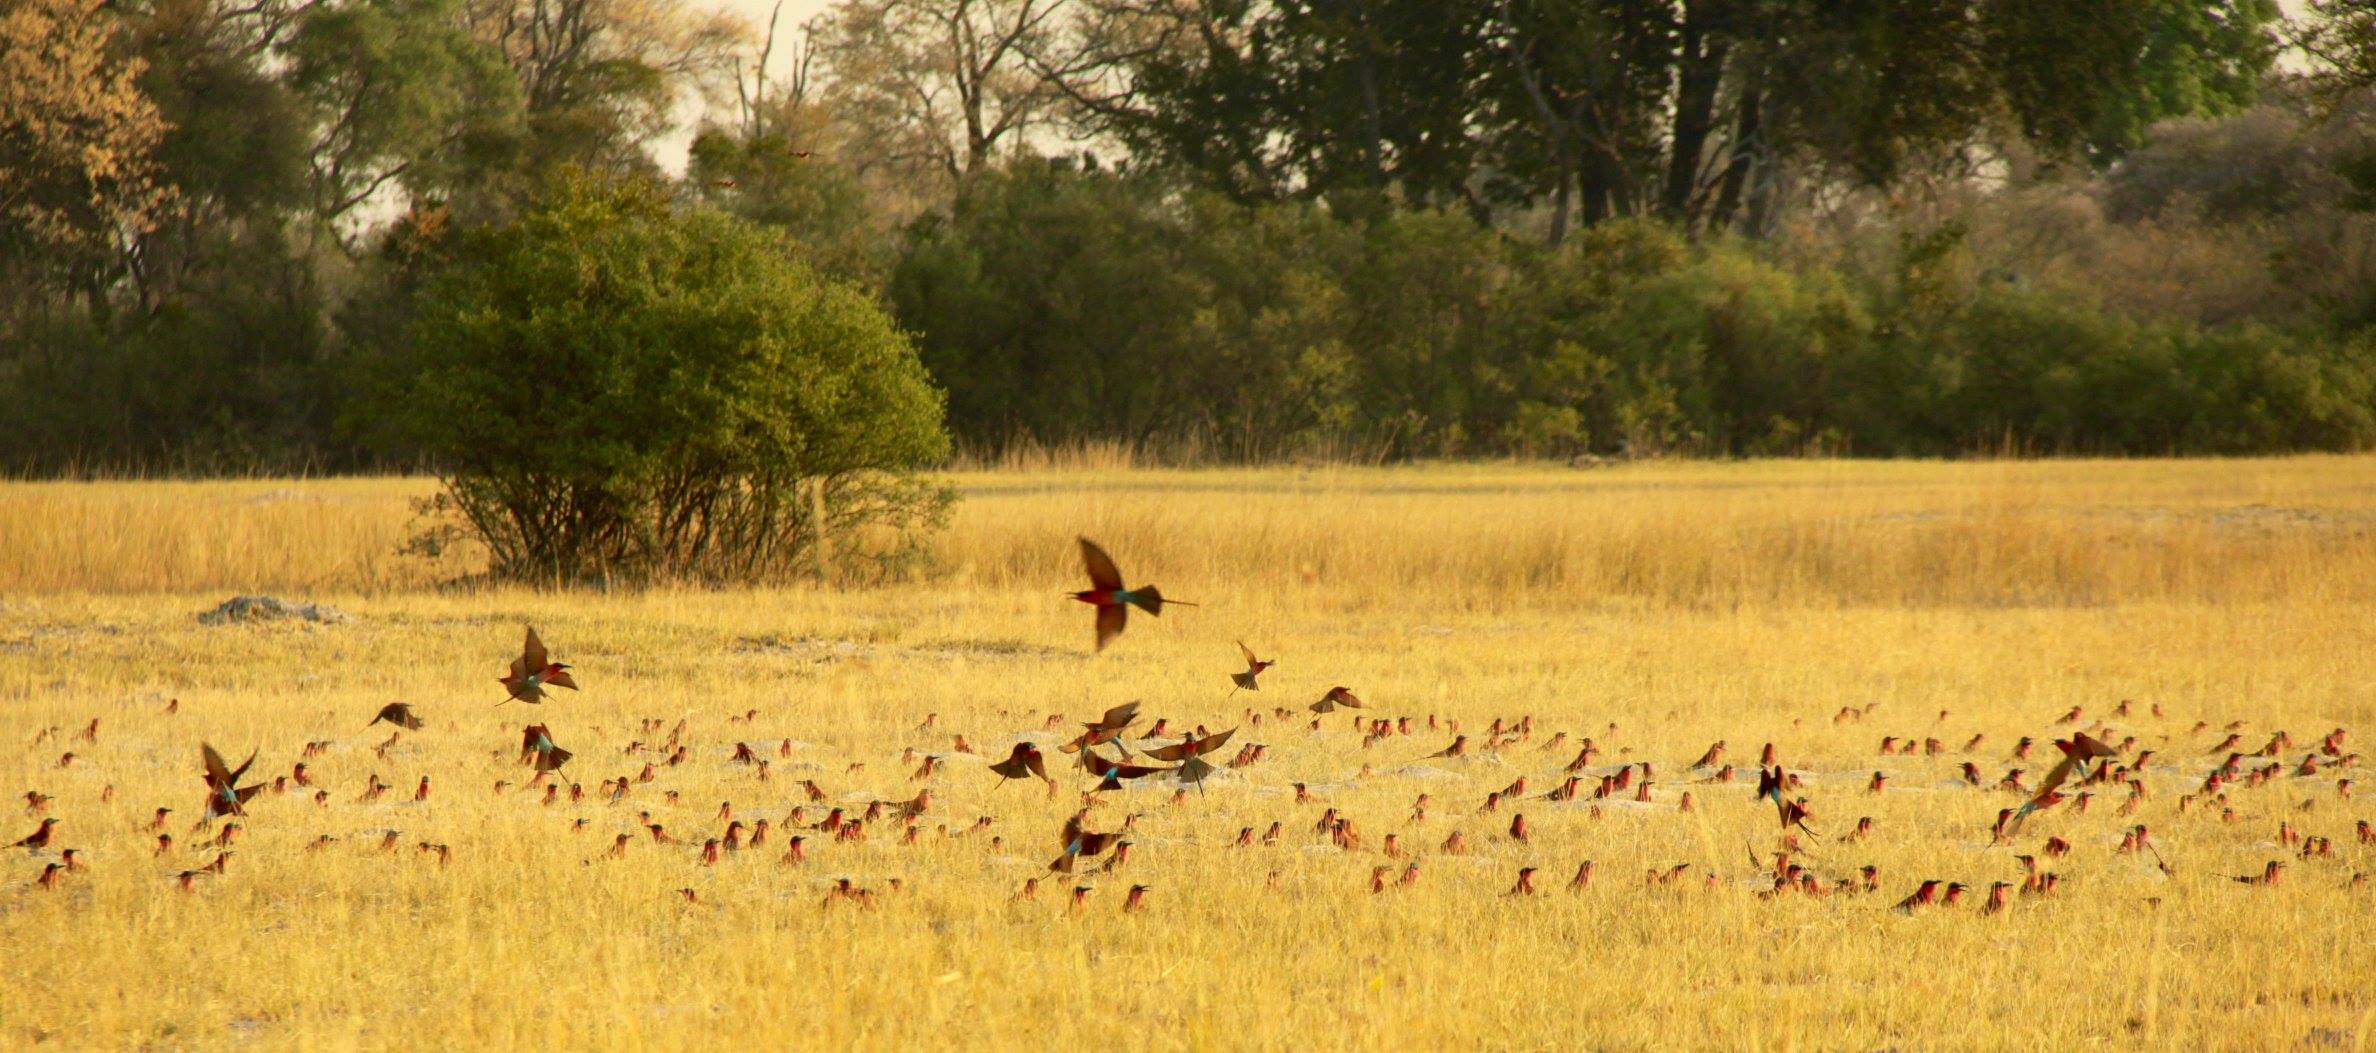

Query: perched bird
[[1123, 884, 1151, 912], [1072, 537, 1194, 652], [989, 742, 1053, 787], [1893, 879, 1944, 913], [1418, 735, 1467, 761], [2234, 860, 2284, 886], [9, 818, 57, 851], [201, 744, 263, 819], [499, 627, 579, 705], [368, 702, 424, 730], [1311, 687, 1364, 715], [1231, 643, 1274, 693]]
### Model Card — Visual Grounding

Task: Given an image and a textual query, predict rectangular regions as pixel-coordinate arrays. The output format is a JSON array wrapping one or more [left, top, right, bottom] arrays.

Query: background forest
[[9, 0, 2376, 468]]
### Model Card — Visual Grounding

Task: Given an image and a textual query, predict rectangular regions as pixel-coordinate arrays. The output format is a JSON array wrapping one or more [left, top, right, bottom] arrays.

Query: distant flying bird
[[1311, 687, 1364, 714], [201, 743, 263, 819], [989, 742, 1053, 787], [1231, 643, 1274, 694], [520, 724, 572, 773], [369, 702, 423, 730], [499, 627, 579, 705], [1059, 701, 1142, 754], [1071, 537, 1193, 652]]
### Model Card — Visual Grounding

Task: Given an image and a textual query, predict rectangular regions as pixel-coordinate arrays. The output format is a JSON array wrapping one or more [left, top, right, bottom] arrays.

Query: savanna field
[[4, 458, 2375, 1051]]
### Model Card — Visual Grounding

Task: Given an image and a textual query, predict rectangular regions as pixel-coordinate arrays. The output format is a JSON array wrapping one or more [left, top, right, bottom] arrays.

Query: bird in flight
[[201, 743, 263, 819], [368, 702, 423, 730], [1231, 643, 1273, 694], [1059, 701, 1142, 755], [520, 724, 573, 773], [2008, 732, 2119, 833], [1078, 749, 1175, 792], [1050, 810, 1123, 873], [1072, 537, 1193, 652], [1142, 727, 1238, 789], [989, 742, 1053, 788], [1311, 687, 1363, 714], [500, 627, 579, 705]]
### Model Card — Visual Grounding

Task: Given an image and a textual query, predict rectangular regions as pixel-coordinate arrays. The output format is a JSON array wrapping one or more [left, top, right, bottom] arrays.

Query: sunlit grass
[[2, 458, 2372, 1049]]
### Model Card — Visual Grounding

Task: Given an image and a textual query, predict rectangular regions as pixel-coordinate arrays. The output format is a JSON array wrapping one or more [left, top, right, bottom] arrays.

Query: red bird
[[2233, 860, 2284, 886], [1050, 811, 1123, 873], [201, 744, 263, 819], [1893, 879, 1943, 913], [1311, 687, 1364, 715], [1058, 701, 1142, 755], [1231, 643, 1274, 693], [1072, 537, 1193, 652], [499, 627, 579, 705], [10, 818, 57, 851], [368, 702, 424, 730], [520, 724, 573, 773], [1141, 727, 1238, 789], [990, 742, 1054, 787], [1078, 749, 1175, 792]]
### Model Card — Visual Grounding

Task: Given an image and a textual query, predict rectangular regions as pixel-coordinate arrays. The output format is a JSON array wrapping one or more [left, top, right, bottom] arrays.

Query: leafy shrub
[[372, 172, 950, 585]]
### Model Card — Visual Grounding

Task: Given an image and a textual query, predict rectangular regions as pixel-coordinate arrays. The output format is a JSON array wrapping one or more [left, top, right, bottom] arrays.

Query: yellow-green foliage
[[1, 459, 2372, 1049]]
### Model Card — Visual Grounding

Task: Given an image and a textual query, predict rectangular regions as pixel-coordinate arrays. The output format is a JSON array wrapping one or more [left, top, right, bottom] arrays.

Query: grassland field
[[2, 457, 2374, 1050]]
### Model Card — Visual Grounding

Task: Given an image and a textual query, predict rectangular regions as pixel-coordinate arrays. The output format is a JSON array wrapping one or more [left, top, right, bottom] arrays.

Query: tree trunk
[[1664, 15, 1728, 224], [1710, 80, 1764, 232]]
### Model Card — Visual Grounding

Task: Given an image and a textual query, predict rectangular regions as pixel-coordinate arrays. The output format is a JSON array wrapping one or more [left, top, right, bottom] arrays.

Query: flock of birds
[[9, 537, 2373, 915]]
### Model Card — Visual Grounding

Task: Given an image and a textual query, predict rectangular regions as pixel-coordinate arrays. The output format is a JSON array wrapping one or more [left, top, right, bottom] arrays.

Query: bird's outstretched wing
[[1078, 538, 1124, 592]]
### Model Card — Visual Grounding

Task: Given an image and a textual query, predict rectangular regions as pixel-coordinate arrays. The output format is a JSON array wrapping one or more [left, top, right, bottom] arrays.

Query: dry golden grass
[[2, 458, 2374, 1050]]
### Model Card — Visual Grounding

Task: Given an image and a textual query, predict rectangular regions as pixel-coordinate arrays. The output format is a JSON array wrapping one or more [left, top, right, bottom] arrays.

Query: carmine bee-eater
[[1893, 879, 1943, 913], [9, 818, 57, 851], [520, 724, 573, 773], [1078, 749, 1175, 792], [2233, 860, 2283, 886], [990, 742, 1054, 788], [1050, 811, 1123, 873], [1072, 537, 1193, 652], [2007, 732, 2119, 834], [1311, 687, 1364, 715], [201, 743, 263, 819], [1059, 701, 1142, 755], [1689, 741, 1726, 769], [1141, 727, 1237, 790], [499, 627, 579, 705], [368, 702, 424, 730], [1232, 643, 1274, 694]]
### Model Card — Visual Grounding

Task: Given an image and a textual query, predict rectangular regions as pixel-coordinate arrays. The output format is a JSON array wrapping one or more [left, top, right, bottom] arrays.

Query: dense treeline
[[5, 0, 2376, 469]]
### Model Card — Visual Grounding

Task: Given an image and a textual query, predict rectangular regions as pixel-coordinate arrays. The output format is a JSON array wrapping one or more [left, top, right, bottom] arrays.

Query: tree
[[809, 0, 1114, 196], [287, 0, 524, 230], [459, 0, 747, 183], [2299, 1, 2376, 108], [0, 0, 176, 303], [1095, 0, 2279, 238], [375, 172, 952, 584]]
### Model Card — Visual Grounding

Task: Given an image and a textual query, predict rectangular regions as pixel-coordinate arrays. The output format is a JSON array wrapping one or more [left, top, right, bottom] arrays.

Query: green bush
[[370, 171, 950, 585]]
